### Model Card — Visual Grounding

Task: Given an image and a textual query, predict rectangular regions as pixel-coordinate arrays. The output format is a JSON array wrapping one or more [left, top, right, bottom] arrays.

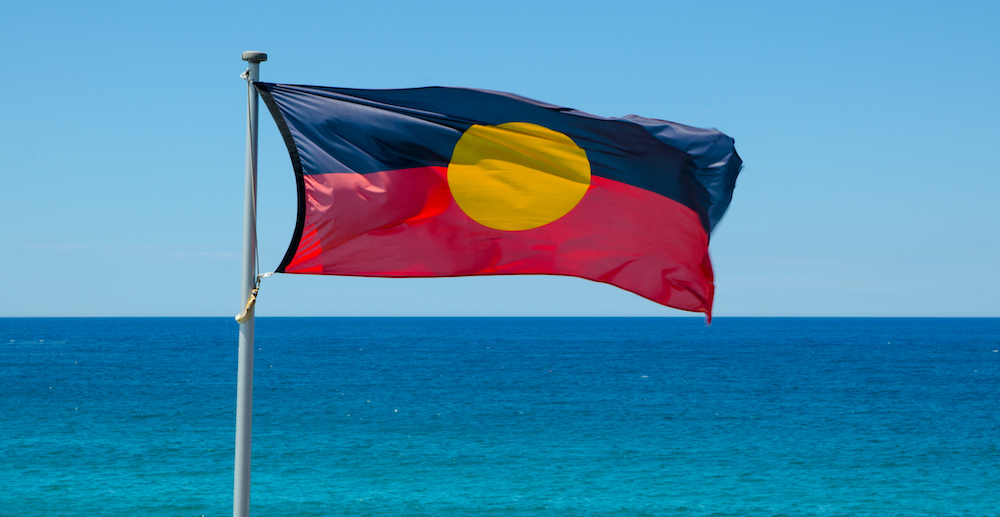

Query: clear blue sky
[[2, 0, 997, 317]]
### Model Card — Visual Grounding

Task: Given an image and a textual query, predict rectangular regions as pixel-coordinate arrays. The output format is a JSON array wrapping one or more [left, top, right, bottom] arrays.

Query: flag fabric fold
[[256, 82, 741, 319]]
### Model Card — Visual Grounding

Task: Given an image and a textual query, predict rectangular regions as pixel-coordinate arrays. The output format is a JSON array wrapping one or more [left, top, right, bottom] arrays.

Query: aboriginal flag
[[256, 83, 741, 319]]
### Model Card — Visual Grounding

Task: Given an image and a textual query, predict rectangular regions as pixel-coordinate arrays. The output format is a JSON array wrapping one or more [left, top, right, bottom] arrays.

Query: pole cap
[[241, 51, 268, 63]]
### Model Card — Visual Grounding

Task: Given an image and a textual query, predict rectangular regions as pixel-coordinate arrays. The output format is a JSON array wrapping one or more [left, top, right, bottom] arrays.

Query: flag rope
[[235, 68, 267, 323]]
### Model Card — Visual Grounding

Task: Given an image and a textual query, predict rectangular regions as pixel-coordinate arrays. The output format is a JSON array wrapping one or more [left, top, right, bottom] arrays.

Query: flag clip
[[234, 273, 273, 323]]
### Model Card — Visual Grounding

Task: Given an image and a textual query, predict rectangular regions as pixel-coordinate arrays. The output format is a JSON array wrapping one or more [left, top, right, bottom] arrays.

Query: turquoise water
[[2, 317, 998, 516]]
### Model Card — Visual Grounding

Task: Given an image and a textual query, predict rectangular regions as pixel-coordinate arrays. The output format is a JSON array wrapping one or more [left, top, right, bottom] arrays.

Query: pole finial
[[241, 51, 267, 63]]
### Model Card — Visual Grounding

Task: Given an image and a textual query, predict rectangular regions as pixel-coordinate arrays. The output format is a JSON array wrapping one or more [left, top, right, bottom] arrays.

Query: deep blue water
[[1, 317, 998, 516]]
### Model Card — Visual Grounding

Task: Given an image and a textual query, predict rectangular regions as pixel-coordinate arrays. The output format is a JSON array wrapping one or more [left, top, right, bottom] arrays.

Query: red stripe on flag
[[284, 167, 714, 316]]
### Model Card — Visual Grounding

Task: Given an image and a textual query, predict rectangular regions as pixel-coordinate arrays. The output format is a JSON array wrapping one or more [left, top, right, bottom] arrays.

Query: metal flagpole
[[235, 50, 266, 517]]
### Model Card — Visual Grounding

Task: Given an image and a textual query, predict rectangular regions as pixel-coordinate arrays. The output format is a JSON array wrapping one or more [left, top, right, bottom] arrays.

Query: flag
[[256, 83, 741, 319]]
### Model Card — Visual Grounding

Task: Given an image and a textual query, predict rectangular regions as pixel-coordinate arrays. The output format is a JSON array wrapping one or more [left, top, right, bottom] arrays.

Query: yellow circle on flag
[[447, 122, 591, 231]]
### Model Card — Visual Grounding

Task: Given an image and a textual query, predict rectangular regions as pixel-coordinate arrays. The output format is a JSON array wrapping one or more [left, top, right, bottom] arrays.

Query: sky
[[1, 0, 998, 317]]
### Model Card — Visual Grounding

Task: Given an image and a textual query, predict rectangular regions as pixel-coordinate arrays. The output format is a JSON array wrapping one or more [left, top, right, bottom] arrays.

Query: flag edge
[[256, 82, 307, 274]]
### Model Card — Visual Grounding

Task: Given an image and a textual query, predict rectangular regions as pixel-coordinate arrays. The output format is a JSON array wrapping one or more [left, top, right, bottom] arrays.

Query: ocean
[[1, 317, 997, 516]]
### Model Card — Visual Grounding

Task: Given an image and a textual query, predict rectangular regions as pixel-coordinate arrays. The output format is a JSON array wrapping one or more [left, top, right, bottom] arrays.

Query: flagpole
[[235, 50, 266, 517]]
